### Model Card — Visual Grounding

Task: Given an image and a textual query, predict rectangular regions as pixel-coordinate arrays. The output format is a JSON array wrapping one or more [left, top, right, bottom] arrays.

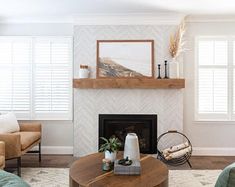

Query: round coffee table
[[70, 152, 168, 187]]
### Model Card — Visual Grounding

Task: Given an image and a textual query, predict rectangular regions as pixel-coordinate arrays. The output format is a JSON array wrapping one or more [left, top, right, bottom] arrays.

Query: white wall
[[0, 23, 74, 154], [21, 120, 74, 154], [184, 21, 235, 155]]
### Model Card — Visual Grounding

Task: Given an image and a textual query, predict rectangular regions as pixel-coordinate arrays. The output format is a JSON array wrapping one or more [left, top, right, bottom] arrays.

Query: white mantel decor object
[[169, 58, 180, 79], [124, 133, 140, 161], [79, 65, 90, 79], [105, 150, 117, 163]]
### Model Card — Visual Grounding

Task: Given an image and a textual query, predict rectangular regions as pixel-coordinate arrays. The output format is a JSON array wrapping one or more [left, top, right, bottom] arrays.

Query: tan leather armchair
[[0, 122, 41, 176], [0, 141, 5, 169]]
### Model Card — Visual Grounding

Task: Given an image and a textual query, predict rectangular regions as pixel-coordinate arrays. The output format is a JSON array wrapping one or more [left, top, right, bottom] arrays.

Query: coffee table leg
[[161, 178, 168, 187], [153, 178, 168, 187], [69, 177, 80, 187]]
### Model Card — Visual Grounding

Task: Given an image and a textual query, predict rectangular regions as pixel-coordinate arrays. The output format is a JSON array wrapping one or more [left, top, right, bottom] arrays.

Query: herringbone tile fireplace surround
[[73, 25, 183, 157]]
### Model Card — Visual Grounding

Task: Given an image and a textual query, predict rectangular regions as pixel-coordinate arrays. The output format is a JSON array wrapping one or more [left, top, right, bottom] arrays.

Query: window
[[0, 37, 73, 120], [195, 37, 235, 121]]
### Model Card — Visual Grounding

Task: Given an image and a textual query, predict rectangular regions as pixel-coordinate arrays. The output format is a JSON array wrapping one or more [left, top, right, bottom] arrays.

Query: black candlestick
[[157, 64, 161, 79], [164, 60, 169, 79]]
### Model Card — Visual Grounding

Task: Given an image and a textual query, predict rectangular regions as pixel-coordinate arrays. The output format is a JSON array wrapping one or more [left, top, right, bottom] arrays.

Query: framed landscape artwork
[[97, 40, 154, 78]]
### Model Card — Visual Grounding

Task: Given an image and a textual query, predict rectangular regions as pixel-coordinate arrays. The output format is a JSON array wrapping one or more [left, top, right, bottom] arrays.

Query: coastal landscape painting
[[97, 40, 154, 78]]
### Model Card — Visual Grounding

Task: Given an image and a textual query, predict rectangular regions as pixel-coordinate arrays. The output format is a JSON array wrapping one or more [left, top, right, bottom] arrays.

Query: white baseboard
[[193, 147, 235, 156], [40, 146, 73, 155]]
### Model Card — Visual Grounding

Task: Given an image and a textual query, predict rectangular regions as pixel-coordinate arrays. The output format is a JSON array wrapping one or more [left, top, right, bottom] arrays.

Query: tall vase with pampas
[[169, 58, 179, 78], [169, 18, 186, 79]]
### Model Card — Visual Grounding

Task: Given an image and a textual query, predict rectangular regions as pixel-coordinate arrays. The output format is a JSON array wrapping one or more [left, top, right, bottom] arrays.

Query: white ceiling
[[0, 0, 235, 22]]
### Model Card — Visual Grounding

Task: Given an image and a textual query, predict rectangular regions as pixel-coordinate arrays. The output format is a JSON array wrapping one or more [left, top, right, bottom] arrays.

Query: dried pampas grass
[[169, 18, 186, 59]]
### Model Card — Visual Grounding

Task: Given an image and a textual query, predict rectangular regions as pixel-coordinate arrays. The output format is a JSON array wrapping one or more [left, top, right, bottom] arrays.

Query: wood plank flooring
[[170, 156, 235, 170], [5, 154, 235, 170]]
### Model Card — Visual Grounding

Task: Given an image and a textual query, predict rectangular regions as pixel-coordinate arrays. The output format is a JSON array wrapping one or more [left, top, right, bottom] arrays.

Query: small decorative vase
[[124, 133, 140, 161], [169, 59, 179, 79], [102, 158, 112, 171], [79, 65, 89, 78], [105, 150, 117, 162]]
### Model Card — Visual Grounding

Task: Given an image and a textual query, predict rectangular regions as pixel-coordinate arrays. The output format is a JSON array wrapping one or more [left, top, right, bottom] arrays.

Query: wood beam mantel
[[73, 78, 185, 89]]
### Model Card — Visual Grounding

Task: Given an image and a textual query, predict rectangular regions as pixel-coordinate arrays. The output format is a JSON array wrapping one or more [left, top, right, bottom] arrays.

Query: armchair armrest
[[0, 134, 21, 159], [19, 122, 41, 132], [0, 141, 5, 157], [0, 141, 5, 169]]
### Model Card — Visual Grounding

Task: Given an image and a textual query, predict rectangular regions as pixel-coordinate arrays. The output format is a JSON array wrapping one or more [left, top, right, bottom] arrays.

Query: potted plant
[[99, 137, 121, 162]]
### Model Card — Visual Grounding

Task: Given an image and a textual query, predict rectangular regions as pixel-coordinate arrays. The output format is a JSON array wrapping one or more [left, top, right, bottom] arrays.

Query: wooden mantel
[[73, 78, 185, 89]]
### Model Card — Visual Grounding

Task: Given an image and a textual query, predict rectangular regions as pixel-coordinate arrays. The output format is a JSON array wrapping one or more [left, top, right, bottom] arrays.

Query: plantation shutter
[[0, 38, 31, 119], [197, 39, 228, 120], [33, 38, 72, 120], [0, 36, 72, 120]]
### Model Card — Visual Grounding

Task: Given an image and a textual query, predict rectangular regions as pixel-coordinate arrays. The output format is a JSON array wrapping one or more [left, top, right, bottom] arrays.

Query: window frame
[[0, 36, 73, 121], [195, 36, 235, 121]]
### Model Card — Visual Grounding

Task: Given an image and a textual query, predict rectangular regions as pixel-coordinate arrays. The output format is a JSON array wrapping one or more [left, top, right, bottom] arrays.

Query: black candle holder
[[157, 64, 161, 79], [164, 60, 169, 79]]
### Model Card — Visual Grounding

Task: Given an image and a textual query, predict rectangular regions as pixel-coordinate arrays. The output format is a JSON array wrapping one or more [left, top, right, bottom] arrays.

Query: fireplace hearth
[[99, 114, 157, 154]]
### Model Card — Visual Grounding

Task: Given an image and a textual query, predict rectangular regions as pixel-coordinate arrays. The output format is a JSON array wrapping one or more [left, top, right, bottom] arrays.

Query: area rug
[[21, 168, 69, 187], [169, 170, 221, 187], [20, 168, 221, 187]]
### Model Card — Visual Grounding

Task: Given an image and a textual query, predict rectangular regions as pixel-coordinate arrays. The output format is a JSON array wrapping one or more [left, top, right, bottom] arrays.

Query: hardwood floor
[[170, 156, 235, 170], [4, 154, 235, 170], [5, 154, 75, 169]]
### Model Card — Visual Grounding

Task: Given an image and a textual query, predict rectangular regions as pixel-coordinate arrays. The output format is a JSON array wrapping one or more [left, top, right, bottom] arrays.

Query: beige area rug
[[169, 170, 221, 187], [20, 168, 221, 187], [21, 168, 69, 187]]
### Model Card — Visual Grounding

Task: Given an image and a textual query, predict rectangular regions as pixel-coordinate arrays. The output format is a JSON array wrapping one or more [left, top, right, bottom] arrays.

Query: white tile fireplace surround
[[74, 89, 183, 157], [73, 25, 183, 157]]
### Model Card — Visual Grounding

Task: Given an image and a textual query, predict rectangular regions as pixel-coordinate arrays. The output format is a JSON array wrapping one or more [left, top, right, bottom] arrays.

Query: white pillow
[[0, 112, 20, 133]]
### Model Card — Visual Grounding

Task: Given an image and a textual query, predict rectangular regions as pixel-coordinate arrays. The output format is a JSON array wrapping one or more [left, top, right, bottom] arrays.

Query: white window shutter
[[33, 38, 72, 120], [0, 67, 12, 112], [0, 36, 72, 120], [198, 69, 213, 113], [0, 42, 12, 112], [0, 39, 31, 119], [197, 39, 228, 120]]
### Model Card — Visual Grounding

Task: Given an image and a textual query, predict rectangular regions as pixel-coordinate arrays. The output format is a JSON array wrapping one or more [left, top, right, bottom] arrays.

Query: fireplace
[[99, 114, 157, 154]]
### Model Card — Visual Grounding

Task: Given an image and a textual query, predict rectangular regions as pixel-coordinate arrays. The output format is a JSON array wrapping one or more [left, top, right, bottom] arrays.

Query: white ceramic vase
[[123, 133, 140, 161], [169, 59, 180, 79], [105, 150, 117, 162], [79, 68, 89, 79]]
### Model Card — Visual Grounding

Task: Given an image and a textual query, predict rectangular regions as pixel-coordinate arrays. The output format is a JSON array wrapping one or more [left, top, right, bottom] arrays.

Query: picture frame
[[96, 40, 154, 78]]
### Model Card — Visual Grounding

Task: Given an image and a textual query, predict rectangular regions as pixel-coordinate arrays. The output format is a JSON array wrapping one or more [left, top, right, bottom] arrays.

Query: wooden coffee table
[[69, 152, 168, 187]]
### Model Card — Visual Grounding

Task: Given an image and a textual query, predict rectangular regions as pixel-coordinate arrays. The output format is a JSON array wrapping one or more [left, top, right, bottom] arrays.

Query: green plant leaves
[[99, 137, 121, 153]]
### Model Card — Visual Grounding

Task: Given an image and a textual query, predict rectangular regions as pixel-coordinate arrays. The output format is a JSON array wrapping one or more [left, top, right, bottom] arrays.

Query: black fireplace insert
[[99, 114, 157, 154]]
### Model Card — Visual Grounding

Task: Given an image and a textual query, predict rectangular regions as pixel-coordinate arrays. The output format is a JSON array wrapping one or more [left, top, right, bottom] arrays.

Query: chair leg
[[17, 157, 21, 177], [39, 143, 41, 162]]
